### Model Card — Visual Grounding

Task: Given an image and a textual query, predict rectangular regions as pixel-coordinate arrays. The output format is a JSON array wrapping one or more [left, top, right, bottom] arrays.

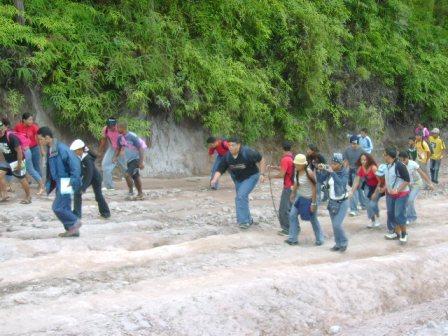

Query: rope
[[267, 163, 279, 221]]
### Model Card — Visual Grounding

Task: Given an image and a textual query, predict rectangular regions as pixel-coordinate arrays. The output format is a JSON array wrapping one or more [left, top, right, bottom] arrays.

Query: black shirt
[[218, 146, 262, 182], [0, 133, 21, 163], [80, 152, 102, 192], [307, 153, 327, 171]]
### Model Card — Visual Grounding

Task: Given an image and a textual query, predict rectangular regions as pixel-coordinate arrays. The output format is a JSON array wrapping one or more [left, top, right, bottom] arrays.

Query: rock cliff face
[[4, 87, 210, 177]]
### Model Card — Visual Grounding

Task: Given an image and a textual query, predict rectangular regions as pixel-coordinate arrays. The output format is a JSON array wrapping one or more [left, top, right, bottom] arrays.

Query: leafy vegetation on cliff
[[0, 0, 447, 140]]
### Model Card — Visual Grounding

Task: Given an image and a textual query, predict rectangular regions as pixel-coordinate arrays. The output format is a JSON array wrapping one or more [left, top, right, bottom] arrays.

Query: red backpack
[[6, 130, 30, 152]]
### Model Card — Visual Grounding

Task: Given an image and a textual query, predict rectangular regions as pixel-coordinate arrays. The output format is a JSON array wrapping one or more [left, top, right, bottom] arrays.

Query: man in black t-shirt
[[0, 119, 31, 203], [210, 137, 266, 229]]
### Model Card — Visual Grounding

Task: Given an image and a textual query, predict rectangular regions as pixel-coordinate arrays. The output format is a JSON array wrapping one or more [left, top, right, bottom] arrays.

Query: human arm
[[417, 167, 433, 190], [210, 155, 228, 186]]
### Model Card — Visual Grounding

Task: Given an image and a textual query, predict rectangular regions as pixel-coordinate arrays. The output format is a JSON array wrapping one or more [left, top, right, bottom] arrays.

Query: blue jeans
[[386, 194, 409, 232], [279, 188, 292, 231], [349, 170, 367, 212], [406, 186, 420, 222], [367, 193, 380, 221], [101, 147, 126, 189], [52, 191, 79, 230], [24, 148, 42, 183], [30, 146, 42, 177], [288, 195, 324, 244], [430, 159, 441, 183], [234, 173, 259, 225], [210, 155, 224, 189], [329, 199, 349, 248]]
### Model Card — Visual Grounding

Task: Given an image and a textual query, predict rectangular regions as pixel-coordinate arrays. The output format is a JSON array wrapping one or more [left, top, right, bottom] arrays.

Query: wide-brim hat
[[293, 154, 307, 165]]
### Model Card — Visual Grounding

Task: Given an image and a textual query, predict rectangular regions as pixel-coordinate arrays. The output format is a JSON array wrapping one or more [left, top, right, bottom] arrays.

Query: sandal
[[20, 198, 32, 205], [134, 194, 145, 201]]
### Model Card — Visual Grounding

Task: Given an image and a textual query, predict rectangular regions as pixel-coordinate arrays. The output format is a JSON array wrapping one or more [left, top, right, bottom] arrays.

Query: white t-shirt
[[328, 177, 348, 200], [406, 160, 422, 187]]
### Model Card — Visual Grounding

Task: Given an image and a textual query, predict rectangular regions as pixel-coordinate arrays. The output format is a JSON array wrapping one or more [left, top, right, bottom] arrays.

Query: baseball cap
[[106, 118, 117, 126], [349, 135, 359, 144], [376, 164, 387, 177], [332, 153, 344, 164], [70, 139, 85, 151], [431, 128, 440, 134]]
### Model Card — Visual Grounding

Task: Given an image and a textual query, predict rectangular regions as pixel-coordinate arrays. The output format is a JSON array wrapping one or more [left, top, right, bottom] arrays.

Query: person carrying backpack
[[210, 137, 266, 229], [70, 139, 111, 219], [284, 154, 324, 246], [267, 141, 295, 235], [415, 132, 431, 188], [306, 144, 328, 204], [383, 147, 411, 244], [0, 119, 31, 204], [113, 121, 146, 201]]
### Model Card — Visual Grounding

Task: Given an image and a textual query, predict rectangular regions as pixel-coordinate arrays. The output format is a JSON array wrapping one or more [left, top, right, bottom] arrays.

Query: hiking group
[[0, 114, 445, 248], [207, 124, 445, 252], [0, 115, 146, 237]]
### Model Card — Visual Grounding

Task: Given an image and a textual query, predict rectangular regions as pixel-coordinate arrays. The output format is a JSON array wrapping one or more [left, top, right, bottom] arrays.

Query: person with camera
[[284, 154, 324, 246], [317, 154, 350, 252]]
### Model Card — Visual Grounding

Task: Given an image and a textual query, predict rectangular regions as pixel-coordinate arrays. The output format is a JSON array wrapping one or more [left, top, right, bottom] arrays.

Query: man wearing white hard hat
[[70, 139, 110, 219], [428, 128, 446, 184]]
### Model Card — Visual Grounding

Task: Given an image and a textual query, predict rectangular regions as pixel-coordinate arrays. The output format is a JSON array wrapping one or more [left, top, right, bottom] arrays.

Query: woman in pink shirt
[[14, 113, 44, 195]]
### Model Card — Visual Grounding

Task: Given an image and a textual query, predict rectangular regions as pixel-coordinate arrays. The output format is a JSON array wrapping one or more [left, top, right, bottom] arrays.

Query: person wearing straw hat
[[70, 139, 110, 219], [285, 153, 324, 246]]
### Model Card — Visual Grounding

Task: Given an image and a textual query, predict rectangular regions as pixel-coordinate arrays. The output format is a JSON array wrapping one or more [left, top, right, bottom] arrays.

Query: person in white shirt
[[398, 151, 433, 224]]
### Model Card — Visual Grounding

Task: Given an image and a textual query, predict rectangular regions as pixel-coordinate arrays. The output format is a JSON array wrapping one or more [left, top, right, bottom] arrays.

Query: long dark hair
[[356, 153, 377, 169]]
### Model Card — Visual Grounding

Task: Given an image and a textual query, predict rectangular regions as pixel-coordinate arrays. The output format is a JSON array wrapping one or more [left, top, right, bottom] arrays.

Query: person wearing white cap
[[70, 139, 110, 219], [428, 128, 446, 184], [285, 153, 324, 246]]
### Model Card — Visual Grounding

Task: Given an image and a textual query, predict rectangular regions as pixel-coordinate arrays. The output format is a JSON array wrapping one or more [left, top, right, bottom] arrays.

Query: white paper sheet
[[60, 178, 73, 195]]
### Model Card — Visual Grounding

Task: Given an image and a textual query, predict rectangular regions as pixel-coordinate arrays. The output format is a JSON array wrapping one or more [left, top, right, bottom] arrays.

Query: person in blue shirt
[[37, 127, 82, 237], [359, 128, 373, 154]]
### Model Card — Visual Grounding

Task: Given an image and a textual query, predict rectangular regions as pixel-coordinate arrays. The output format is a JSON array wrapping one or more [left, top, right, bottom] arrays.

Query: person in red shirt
[[14, 113, 44, 195], [267, 141, 294, 235], [350, 153, 380, 228], [207, 136, 229, 190]]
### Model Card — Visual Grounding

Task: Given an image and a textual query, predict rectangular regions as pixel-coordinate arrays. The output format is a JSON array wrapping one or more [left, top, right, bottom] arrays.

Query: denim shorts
[[126, 159, 140, 178]]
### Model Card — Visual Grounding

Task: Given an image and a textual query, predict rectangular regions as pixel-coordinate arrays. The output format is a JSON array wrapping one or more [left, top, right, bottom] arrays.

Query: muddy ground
[[0, 163, 447, 336]]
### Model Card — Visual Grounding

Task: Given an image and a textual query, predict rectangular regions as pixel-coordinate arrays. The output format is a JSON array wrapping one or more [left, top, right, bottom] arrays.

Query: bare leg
[[20, 178, 31, 203], [134, 175, 143, 197]]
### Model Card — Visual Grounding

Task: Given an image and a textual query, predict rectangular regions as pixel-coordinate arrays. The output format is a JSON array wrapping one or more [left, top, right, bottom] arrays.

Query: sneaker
[[277, 230, 289, 236], [239, 223, 251, 230], [372, 219, 381, 228], [58, 230, 80, 238], [399, 234, 408, 244], [366, 221, 375, 229], [384, 232, 398, 240], [315, 240, 324, 246], [339, 246, 347, 252], [349, 211, 357, 217], [330, 245, 340, 251], [284, 239, 298, 246]]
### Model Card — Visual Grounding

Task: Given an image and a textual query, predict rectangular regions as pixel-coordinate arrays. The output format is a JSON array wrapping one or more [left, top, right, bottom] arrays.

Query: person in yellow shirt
[[415, 132, 431, 187], [429, 128, 446, 184]]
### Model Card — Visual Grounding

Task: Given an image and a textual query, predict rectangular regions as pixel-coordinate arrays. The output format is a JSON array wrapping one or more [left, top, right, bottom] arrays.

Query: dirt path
[[1, 164, 447, 335]]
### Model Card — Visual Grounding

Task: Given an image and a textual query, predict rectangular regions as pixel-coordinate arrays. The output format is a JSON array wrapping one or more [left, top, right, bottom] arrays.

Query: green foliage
[[0, 0, 446, 142], [5, 89, 25, 117]]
